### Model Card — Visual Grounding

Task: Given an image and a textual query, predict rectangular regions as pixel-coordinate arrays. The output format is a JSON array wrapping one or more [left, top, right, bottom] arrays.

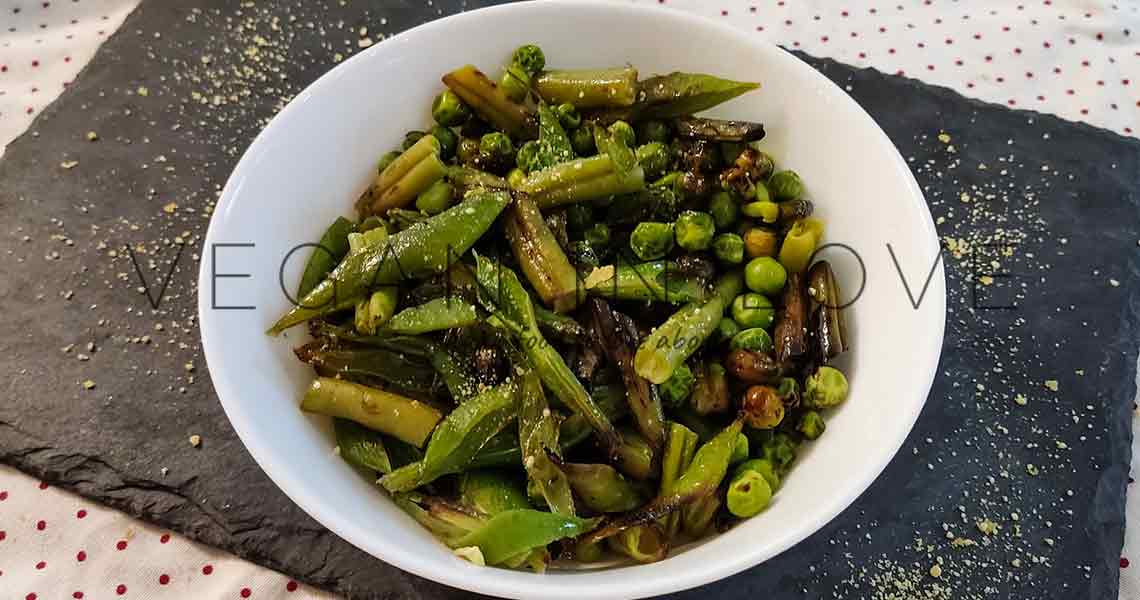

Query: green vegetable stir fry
[[271, 45, 851, 571]]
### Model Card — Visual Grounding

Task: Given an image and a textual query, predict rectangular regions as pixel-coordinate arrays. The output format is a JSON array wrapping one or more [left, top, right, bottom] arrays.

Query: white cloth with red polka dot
[[1, 0, 1138, 598]]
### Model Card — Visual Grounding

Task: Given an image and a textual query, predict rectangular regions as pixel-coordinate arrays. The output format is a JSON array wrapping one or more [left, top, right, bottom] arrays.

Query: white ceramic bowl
[[198, 2, 946, 598]]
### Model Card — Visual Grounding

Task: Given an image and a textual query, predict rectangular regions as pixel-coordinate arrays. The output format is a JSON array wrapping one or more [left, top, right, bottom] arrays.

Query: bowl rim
[[198, 1, 946, 598]]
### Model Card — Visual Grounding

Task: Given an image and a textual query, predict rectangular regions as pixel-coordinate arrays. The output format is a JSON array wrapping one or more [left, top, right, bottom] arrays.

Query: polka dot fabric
[[0, 464, 334, 599], [1, 0, 1138, 598], [633, 0, 1139, 138]]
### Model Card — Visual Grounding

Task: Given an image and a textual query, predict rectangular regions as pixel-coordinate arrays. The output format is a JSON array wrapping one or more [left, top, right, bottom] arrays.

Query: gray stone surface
[[0, 1, 1136, 598]]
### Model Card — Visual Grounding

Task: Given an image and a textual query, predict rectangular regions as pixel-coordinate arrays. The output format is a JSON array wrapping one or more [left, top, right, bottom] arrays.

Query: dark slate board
[[0, 1, 1136, 598]]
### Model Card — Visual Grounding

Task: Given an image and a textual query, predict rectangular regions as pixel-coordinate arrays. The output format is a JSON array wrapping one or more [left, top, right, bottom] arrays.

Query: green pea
[[629, 222, 675, 261], [636, 119, 671, 145], [429, 126, 458, 161], [584, 222, 610, 248], [555, 102, 581, 129], [431, 90, 471, 127], [499, 64, 531, 102], [635, 143, 670, 180], [726, 469, 772, 518], [457, 137, 480, 165], [730, 327, 773, 352], [511, 44, 546, 75], [768, 170, 804, 201], [708, 191, 738, 230], [609, 120, 636, 148], [715, 317, 741, 344], [480, 132, 514, 160], [570, 126, 596, 156], [803, 366, 849, 408], [760, 433, 798, 471], [673, 210, 715, 251], [415, 180, 454, 215], [731, 293, 775, 329], [797, 410, 826, 440], [712, 233, 745, 265], [745, 257, 787, 295], [735, 458, 780, 491]]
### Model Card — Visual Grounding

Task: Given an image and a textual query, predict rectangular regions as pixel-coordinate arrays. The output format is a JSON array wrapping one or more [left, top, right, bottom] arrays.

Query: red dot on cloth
[[1082, 60, 1090, 66], [35, 562, 45, 570], [1026, 71, 1034, 78], [966, 82, 975, 88], [926, 65, 935, 71], [160, 534, 170, 544], [945, 38, 953, 44], [76, 510, 86, 519], [1044, 41, 1052, 48], [25, 107, 34, 114], [202, 565, 214, 575], [821, 36, 829, 42], [1014, 47, 1022, 54], [0, 491, 8, 500], [35, 520, 46, 531], [1037, 95, 1045, 101], [1122, 79, 1130, 85], [64, 56, 71, 63], [1002, 26, 1011, 31], [720, 9, 727, 16], [159, 574, 170, 585], [974, 33, 982, 39], [749, 6, 756, 12], [73, 594, 83, 599], [888, 48, 896, 54], [1054, 67, 1062, 73], [31, 60, 39, 67], [1126, 128, 1134, 134], [26, 594, 36, 600], [115, 541, 127, 551], [1067, 89, 1075, 95], [955, 59, 964, 66], [240, 589, 252, 598], [984, 55, 992, 61], [879, 26, 887, 33], [115, 585, 127, 595], [1096, 32, 1104, 40], [917, 42, 925, 48], [0, 531, 6, 541], [1122, 557, 1131, 568], [76, 551, 86, 562], [996, 76, 1005, 83], [286, 582, 298, 592], [38, 482, 48, 490], [859, 52, 867, 58], [1080, 108, 1089, 114], [784, 19, 792, 25]]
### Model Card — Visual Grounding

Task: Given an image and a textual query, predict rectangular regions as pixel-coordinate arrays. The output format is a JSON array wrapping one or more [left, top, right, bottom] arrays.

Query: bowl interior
[[198, 2, 945, 598]]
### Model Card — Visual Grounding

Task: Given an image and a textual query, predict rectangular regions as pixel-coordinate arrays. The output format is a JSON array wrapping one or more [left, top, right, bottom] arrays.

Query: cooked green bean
[[301, 377, 442, 447], [535, 67, 638, 108]]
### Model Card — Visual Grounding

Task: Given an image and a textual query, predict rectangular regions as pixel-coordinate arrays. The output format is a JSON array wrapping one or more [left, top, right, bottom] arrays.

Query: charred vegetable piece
[[301, 377, 442, 448], [380, 379, 517, 492], [773, 271, 809, 364], [358, 134, 448, 216], [563, 462, 643, 513], [634, 271, 743, 384], [505, 194, 584, 313], [725, 349, 784, 384], [637, 73, 759, 119], [474, 255, 621, 450], [743, 227, 779, 259], [447, 165, 510, 192], [742, 385, 785, 429], [607, 524, 669, 563], [580, 419, 742, 546], [681, 493, 720, 537], [807, 260, 849, 361], [518, 371, 576, 516], [590, 298, 666, 451], [719, 147, 774, 198], [612, 427, 657, 481], [659, 422, 699, 538], [517, 154, 645, 209], [584, 260, 707, 304], [443, 65, 537, 140], [690, 362, 730, 415], [673, 117, 765, 142], [294, 343, 436, 394], [535, 67, 638, 108], [270, 191, 510, 333]]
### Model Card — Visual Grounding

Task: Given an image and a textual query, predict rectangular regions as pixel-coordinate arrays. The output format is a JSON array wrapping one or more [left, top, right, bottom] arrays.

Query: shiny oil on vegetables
[[270, 43, 851, 571]]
